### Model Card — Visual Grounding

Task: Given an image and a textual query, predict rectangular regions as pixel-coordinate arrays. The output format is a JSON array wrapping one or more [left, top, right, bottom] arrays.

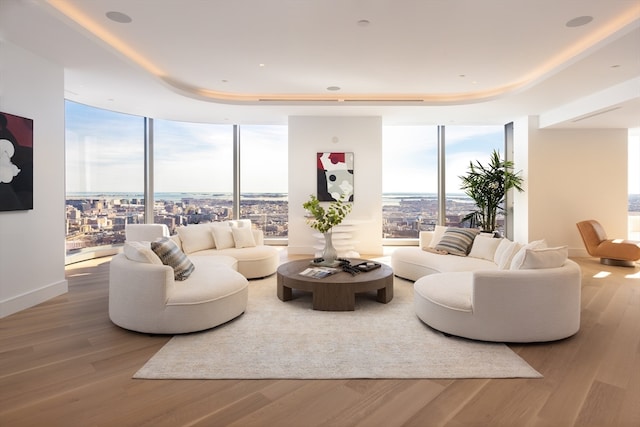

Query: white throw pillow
[[496, 241, 521, 270], [517, 246, 569, 270], [231, 226, 256, 248], [510, 239, 547, 270], [123, 241, 163, 265], [468, 235, 503, 261], [211, 224, 235, 249], [493, 238, 511, 264], [428, 225, 448, 248], [176, 223, 215, 254]]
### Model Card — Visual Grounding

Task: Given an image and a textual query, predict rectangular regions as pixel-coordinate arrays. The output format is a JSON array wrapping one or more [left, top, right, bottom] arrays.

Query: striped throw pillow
[[151, 237, 195, 281], [435, 228, 480, 256]]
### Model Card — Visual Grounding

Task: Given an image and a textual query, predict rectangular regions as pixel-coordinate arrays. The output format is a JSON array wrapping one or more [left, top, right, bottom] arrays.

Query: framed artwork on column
[[0, 111, 33, 211], [317, 152, 354, 202]]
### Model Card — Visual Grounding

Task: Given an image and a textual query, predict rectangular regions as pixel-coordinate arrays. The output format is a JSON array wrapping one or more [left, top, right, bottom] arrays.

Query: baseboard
[[0, 279, 68, 318]]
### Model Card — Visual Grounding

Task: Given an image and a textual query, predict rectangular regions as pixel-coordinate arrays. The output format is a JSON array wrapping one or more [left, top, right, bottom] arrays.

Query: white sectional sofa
[[108, 221, 279, 334], [171, 220, 280, 279], [391, 228, 582, 343]]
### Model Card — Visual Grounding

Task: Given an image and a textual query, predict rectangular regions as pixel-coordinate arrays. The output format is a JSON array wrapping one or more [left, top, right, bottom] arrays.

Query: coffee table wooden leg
[[376, 279, 394, 304], [277, 275, 293, 301]]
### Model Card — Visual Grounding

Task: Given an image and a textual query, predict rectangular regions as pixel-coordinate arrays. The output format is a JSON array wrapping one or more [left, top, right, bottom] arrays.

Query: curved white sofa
[[169, 221, 279, 279], [109, 221, 279, 334], [109, 252, 248, 334], [391, 229, 582, 342]]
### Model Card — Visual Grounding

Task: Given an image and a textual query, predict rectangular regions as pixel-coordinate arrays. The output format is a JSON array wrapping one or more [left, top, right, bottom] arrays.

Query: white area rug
[[134, 267, 541, 380]]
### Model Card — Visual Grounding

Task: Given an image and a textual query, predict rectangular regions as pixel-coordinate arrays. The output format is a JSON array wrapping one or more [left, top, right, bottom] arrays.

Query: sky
[[65, 101, 640, 195]]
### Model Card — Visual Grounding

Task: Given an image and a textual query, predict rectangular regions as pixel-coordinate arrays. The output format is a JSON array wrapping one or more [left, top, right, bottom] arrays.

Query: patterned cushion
[[435, 228, 480, 256], [151, 237, 195, 281]]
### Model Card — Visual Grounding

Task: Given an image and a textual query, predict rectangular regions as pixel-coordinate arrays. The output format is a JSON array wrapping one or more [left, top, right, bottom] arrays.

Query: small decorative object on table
[[353, 261, 381, 272], [303, 194, 352, 266]]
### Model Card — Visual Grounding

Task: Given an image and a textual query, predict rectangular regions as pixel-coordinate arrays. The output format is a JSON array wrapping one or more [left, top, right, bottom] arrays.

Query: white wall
[[513, 116, 628, 256], [0, 41, 67, 318], [288, 116, 383, 256]]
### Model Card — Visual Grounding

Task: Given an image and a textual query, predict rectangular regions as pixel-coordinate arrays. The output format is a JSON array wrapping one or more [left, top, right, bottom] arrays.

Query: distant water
[[67, 191, 474, 203]]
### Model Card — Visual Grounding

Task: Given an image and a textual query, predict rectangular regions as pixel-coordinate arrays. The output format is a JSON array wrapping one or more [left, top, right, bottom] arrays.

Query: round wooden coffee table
[[276, 259, 393, 311]]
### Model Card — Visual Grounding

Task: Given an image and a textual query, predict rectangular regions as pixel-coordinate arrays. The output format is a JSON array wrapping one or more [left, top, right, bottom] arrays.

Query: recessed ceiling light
[[327, 86, 341, 91], [106, 11, 132, 23], [611, 64, 621, 68], [259, 63, 265, 68], [357, 19, 370, 27], [566, 16, 593, 28]]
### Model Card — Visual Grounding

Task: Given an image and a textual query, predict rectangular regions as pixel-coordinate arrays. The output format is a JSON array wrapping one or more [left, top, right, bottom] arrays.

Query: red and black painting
[[0, 111, 33, 211]]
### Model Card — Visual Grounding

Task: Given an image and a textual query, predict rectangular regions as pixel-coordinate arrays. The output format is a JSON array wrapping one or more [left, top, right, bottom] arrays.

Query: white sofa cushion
[[151, 237, 195, 281], [231, 226, 256, 248], [426, 225, 447, 248], [516, 246, 569, 270], [468, 235, 503, 261], [494, 240, 522, 270], [211, 223, 235, 249], [510, 239, 547, 270], [177, 223, 215, 254], [123, 241, 163, 265]]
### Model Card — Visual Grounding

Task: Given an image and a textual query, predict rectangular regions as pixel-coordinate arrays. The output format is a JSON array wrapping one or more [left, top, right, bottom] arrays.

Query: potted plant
[[459, 149, 524, 233], [303, 193, 352, 264]]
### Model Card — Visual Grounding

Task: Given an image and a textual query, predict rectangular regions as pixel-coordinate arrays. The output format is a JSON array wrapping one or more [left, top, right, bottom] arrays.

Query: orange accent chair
[[576, 220, 640, 267]]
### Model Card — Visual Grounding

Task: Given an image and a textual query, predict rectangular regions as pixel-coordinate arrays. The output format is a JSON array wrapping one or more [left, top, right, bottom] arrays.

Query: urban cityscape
[[65, 192, 640, 255]]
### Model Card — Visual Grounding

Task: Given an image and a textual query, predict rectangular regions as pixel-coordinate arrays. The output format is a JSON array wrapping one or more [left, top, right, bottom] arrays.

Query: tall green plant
[[303, 193, 352, 233], [459, 149, 524, 232]]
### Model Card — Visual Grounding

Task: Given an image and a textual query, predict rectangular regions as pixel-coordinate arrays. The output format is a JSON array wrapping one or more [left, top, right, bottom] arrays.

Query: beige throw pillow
[[123, 241, 163, 265], [468, 235, 503, 261], [211, 224, 235, 249], [517, 246, 569, 269], [176, 223, 215, 254], [231, 226, 256, 248]]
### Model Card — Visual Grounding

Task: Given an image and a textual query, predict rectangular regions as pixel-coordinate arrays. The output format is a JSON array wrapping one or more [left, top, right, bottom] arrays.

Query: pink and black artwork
[[0, 111, 33, 211], [317, 152, 354, 202]]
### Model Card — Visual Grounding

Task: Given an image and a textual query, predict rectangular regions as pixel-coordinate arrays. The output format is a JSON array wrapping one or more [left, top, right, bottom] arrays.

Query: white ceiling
[[1, 0, 639, 128]]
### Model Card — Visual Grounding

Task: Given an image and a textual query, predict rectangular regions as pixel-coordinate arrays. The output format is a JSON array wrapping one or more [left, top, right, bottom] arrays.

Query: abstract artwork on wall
[[0, 111, 33, 211], [317, 152, 354, 202]]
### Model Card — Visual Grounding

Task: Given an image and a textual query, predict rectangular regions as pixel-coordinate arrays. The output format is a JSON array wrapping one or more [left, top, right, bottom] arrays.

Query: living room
[[1, 1, 639, 425]]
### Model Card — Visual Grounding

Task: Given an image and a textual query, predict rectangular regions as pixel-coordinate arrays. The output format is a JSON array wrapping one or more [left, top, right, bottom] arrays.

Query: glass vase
[[322, 230, 338, 264]]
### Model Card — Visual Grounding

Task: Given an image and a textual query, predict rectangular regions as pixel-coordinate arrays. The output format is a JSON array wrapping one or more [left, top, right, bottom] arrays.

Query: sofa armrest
[[109, 254, 174, 326], [471, 261, 581, 332]]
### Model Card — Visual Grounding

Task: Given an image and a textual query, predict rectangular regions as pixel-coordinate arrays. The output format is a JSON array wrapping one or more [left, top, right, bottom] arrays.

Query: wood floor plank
[[0, 255, 639, 426]]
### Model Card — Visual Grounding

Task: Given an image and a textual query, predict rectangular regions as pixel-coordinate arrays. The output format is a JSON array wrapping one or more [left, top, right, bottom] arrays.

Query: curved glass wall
[[65, 102, 289, 261], [239, 125, 288, 239], [382, 125, 438, 238], [65, 101, 145, 257], [445, 125, 505, 231], [153, 120, 234, 234]]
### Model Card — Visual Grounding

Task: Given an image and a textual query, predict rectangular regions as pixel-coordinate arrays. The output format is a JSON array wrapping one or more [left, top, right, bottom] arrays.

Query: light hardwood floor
[[1, 253, 639, 427]]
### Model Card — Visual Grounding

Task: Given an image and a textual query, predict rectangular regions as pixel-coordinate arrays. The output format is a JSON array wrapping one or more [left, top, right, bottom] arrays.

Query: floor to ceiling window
[[382, 124, 507, 239], [64, 101, 290, 261], [239, 125, 288, 238], [382, 125, 438, 238], [444, 125, 505, 231], [153, 120, 234, 234], [65, 101, 145, 256]]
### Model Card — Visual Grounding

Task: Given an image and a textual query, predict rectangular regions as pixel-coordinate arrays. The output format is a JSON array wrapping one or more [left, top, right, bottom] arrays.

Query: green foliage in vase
[[303, 194, 352, 233], [459, 149, 524, 232]]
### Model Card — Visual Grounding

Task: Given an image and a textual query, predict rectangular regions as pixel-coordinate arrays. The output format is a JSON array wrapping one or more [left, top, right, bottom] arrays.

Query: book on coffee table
[[299, 267, 339, 279]]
